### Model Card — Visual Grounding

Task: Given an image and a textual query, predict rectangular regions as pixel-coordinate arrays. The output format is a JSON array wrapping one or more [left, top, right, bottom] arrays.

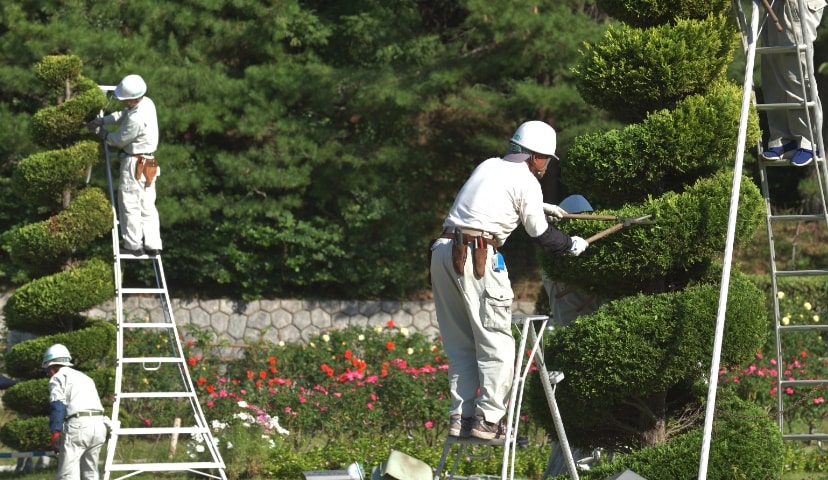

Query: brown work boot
[[448, 415, 473, 438], [470, 415, 506, 440]]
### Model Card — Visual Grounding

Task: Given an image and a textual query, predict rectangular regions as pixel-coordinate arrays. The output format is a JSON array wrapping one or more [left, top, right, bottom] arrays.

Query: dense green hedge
[[596, 0, 731, 28], [542, 170, 765, 298], [12, 140, 102, 205], [7, 187, 112, 273], [574, 15, 737, 123], [4, 319, 116, 380], [566, 392, 783, 480], [3, 258, 114, 334], [563, 82, 761, 205]]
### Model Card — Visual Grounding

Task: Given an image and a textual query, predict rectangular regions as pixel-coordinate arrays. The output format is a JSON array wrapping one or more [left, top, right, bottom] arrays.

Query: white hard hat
[[114, 74, 147, 100], [510, 120, 558, 158], [42, 344, 73, 369]]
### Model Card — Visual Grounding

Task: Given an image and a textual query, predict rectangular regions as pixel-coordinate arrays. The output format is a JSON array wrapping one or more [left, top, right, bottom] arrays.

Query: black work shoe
[[120, 247, 144, 256], [448, 415, 473, 438]]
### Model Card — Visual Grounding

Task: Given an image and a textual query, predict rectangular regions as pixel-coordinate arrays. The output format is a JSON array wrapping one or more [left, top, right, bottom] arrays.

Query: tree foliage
[[0, 55, 114, 451], [0, 0, 614, 298], [529, 0, 775, 467]]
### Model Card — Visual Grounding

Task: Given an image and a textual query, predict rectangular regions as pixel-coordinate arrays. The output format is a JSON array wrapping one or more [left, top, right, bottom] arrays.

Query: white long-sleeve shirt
[[103, 96, 159, 155], [443, 156, 571, 253]]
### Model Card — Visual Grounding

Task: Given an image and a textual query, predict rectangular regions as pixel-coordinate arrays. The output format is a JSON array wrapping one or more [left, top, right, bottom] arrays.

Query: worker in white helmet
[[760, 0, 826, 166], [42, 344, 107, 480], [88, 74, 162, 256], [429, 120, 588, 440]]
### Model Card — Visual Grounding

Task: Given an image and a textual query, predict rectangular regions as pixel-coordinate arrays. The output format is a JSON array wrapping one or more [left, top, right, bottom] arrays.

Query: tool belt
[[134, 155, 159, 187], [439, 229, 497, 278]]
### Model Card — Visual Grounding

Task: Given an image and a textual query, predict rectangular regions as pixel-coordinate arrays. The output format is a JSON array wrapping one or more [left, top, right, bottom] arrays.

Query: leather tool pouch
[[135, 156, 160, 187], [451, 228, 467, 275], [472, 236, 487, 278], [134, 156, 145, 181], [143, 158, 159, 187]]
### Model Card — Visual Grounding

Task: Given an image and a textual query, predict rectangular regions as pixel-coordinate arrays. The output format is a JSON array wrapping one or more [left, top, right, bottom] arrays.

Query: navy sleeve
[[531, 225, 574, 254], [49, 401, 66, 433]]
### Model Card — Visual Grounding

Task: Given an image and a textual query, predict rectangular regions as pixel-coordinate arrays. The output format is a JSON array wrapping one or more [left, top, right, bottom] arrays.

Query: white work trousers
[[430, 238, 515, 424], [118, 155, 162, 251], [761, 0, 826, 150], [56, 417, 107, 480]]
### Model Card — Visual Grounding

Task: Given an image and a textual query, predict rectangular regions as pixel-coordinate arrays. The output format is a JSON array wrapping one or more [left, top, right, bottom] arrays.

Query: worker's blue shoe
[[761, 140, 797, 160], [790, 148, 816, 167]]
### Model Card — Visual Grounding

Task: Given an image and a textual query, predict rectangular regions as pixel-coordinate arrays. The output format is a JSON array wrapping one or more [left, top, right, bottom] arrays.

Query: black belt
[[67, 411, 103, 420]]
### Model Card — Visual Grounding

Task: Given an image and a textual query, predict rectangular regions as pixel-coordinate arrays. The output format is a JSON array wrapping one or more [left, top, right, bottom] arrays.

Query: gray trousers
[[430, 239, 515, 423], [119, 155, 162, 251], [56, 417, 106, 480], [761, 0, 827, 150]]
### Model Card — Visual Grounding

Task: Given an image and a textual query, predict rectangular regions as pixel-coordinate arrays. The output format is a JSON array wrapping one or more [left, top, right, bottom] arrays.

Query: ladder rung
[[775, 270, 828, 277], [114, 426, 209, 435], [780, 379, 828, 387], [120, 287, 166, 294], [755, 101, 816, 111], [120, 322, 175, 329], [757, 45, 807, 55], [120, 357, 186, 364], [105, 461, 225, 472], [784, 433, 828, 442], [770, 214, 827, 222], [779, 324, 828, 332], [117, 391, 196, 399]]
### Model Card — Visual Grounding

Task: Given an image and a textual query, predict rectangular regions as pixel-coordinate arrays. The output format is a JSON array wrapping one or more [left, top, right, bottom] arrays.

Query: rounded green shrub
[[574, 15, 737, 122], [596, 0, 730, 28], [8, 187, 112, 272], [12, 140, 102, 204], [3, 257, 115, 334]]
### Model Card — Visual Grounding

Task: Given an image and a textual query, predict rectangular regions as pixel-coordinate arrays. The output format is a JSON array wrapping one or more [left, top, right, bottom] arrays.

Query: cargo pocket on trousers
[[483, 286, 513, 331]]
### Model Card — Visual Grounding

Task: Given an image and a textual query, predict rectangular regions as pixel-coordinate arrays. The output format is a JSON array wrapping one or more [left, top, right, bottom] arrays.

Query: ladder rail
[[739, 0, 828, 442], [99, 94, 227, 479]]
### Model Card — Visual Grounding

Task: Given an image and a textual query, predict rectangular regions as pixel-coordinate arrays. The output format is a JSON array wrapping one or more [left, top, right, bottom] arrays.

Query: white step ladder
[[95, 86, 227, 480], [733, 0, 828, 442], [433, 314, 579, 480]]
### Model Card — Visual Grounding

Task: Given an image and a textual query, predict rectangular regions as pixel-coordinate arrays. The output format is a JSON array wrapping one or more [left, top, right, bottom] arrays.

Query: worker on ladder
[[760, 0, 827, 166], [429, 120, 588, 441], [87, 74, 163, 256]]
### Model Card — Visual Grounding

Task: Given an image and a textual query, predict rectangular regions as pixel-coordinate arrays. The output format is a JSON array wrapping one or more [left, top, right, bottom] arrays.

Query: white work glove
[[543, 203, 568, 223], [569, 236, 588, 256]]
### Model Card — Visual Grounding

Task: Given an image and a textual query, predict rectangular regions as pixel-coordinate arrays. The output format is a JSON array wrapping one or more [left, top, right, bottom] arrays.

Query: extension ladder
[[733, 0, 828, 441], [95, 86, 227, 479], [433, 314, 579, 480]]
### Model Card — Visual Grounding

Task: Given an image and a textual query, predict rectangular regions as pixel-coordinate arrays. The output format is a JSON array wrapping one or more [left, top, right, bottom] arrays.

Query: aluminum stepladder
[[733, 0, 828, 442], [433, 314, 579, 480], [95, 86, 227, 480]]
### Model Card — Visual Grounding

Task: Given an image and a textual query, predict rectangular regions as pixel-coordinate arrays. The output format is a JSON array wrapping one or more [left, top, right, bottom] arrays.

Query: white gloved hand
[[543, 203, 567, 223], [569, 236, 588, 256]]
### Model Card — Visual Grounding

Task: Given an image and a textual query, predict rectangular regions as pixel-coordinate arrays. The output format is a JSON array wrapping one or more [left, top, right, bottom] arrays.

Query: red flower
[[387, 319, 395, 328], [269, 366, 277, 374], [255, 380, 262, 388], [188, 357, 197, 367], [246, 370, 254, 379], [206, 385, 215, 393], [386, 341, 395, 351], [197, 377, 206, 386], [259, 370, 267, 379], [344, 350, 353, 360], [268, 356, 276, 365]]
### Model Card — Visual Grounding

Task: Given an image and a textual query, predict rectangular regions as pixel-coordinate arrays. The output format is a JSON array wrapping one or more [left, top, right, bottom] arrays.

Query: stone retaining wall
[[0, 293, 537, 358]]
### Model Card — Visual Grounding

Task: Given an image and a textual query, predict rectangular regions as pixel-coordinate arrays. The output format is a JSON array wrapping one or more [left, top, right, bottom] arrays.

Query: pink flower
[[143, 419, 151, 426], [785, 387, 795, 395], [285, 406, 292, 413], [366, 402, 374, 410], [425, 421, 433, 429], [299, 395, 307, 403], [815, 397, 825, 404]]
